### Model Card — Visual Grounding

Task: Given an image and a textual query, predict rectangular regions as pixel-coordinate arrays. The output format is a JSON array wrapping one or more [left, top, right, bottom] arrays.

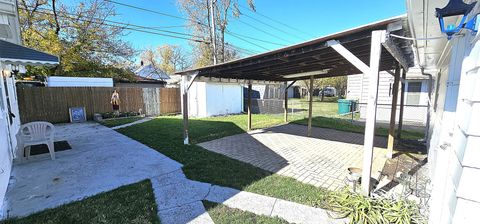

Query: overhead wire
[[104, 0, 269, 52], [19, 7, 208, 43], [239, 11, 306, 41], [238, 4, 316, 39]]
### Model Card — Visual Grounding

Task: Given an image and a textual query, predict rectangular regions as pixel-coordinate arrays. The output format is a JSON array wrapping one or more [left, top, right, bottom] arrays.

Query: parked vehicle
[[322, 87, 337, 97]]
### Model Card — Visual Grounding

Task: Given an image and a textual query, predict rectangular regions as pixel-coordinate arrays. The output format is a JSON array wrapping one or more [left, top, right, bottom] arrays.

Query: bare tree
[[177, 0, 254, 66]]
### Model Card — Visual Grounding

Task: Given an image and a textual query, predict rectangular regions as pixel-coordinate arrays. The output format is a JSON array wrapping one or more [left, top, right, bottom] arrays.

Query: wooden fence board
[[17, 87, 179, 123], [160, 88, 181, 114]]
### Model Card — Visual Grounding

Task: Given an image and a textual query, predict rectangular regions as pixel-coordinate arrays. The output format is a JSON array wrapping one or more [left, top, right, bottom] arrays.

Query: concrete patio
[[4, 122, 183, 218], [199, 124, 388, 190]]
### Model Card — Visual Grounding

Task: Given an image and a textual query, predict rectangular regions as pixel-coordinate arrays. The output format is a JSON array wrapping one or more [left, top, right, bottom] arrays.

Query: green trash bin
[[337, 99, 352, 114]]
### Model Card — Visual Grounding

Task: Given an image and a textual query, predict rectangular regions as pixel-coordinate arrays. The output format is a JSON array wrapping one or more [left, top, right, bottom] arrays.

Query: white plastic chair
[[17, 121, 55, 160]]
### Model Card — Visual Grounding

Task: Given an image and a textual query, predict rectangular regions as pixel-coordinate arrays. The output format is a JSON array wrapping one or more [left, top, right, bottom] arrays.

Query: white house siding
[[188, 81, 243, 118], [0, 69, 14, 218], [0, 0, 21, 44], [0, 0, 21, 217], [347, 72, 428, 124], [427, 31, 480, 224]]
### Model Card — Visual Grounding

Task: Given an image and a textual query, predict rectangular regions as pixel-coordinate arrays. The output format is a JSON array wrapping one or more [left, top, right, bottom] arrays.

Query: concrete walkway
[[111, 117, 153, 130], [151, 169, 346, 224], [199, 124, 388, 190]]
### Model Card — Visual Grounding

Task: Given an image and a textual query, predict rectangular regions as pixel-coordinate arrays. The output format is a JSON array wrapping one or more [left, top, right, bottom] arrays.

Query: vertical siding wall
[[17, 87, 181, 123], [428, 33, 480, 224], [347, 72, 428, 124]]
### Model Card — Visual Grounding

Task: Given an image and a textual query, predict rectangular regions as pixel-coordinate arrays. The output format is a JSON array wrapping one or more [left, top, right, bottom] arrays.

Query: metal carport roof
[[177, 15, 414, 81]]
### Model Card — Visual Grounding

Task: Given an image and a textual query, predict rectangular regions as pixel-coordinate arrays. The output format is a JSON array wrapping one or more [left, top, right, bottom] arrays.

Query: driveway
[[199, 124, 388, 190]]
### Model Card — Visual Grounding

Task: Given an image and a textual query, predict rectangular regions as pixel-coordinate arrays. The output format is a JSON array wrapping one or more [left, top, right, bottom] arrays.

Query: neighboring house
[[0, 0, 58, 217], [347, 70, 429, 125], [407, 0, 480, 223], [46, 76, 113, 87], [114, 75, 166, 88], [134, 63, 170, 81]]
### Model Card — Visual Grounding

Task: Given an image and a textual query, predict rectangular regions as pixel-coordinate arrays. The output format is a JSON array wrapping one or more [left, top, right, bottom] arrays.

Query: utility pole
[[208, 0, 217, 65]]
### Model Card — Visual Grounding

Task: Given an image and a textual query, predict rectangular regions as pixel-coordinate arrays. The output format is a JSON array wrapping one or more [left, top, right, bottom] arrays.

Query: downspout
[[407, 0, 432, 142], [421, 69, 432, 142]]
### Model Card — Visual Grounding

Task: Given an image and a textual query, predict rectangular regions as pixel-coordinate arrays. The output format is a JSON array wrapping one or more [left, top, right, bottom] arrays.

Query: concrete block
[[205, 185, 276, 216], [153, 180, 211, 210], [271, 199, 345, 224], [158, 201, 214, 224]]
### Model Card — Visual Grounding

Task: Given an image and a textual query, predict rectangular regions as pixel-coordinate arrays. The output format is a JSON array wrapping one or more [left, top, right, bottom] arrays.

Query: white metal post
[[361, 30, 385, 195], [181, 75, 189, 145]]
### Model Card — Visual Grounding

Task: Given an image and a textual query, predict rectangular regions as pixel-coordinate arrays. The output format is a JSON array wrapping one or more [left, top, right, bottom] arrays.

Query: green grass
[[100, 117, 143, 128], [203, 201, 289, 224], [292, 116, 424, 140], [118, 115, 329, 207], [2, 180, 160, 224]]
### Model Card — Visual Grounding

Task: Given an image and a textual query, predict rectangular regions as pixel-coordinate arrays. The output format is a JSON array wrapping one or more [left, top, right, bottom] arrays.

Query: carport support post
[[284, 81, 288, 122], [247, 82, 252, 131], [397, 69, 406, 139], [361, 30, 385, 195], [307, 75, 314, 137], [387, 63, 400, 158], [181, 75, 189, 145]]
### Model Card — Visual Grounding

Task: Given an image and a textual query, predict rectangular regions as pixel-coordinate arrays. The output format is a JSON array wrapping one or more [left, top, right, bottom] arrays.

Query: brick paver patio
[[199, 124, 388, 190]]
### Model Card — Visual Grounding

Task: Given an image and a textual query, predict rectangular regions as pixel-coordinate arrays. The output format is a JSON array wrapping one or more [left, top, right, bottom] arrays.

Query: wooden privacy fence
[[17, 87, 181, 123]]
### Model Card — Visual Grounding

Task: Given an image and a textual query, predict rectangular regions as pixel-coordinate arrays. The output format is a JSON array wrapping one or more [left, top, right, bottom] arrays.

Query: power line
[[224, 30, 269, 51], [31, 7, 206, 39], [19, 7, 208, 43], [105, 0, 192, 22], [225, 29, 284, 46], [104, 0, 291, 48], [239, 12, 306, 41], [239, 4, 316, 39], [233, 18, 294, 44]]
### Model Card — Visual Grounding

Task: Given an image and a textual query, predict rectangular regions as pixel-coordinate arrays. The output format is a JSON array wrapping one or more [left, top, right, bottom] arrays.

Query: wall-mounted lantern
[[435, 0, 478, 39]]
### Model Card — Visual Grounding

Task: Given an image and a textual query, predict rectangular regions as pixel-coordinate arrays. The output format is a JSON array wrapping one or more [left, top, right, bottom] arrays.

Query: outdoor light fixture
[[282, 69, 331, 78], [435, 0, 478, 40]]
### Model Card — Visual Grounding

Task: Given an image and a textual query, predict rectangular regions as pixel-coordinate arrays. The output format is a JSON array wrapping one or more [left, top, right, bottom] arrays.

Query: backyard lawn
[[118, 115, 330, 207], [2, 180, 159, 224], [203, 201, 289, 224]]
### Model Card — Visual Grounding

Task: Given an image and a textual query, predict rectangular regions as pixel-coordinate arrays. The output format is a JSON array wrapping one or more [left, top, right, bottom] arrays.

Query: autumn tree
[[177, 0, 254, 67], [18, 0, 135, 79], [140, 45, 190, 75]]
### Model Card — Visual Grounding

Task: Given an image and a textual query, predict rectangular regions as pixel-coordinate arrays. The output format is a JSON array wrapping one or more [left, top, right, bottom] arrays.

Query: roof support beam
[[387, 63, 401, 158], [326, 40, 370, 75], [382, 35, 410, 71], [361, 30, 385, 196]]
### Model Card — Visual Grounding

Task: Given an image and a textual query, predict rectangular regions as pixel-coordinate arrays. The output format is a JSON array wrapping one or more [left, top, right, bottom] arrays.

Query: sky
[[104, 0, 407, 62]]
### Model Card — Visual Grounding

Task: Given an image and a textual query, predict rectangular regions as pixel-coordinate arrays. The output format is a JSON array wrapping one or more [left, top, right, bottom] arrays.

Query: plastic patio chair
[[17, 121, 56, 160]]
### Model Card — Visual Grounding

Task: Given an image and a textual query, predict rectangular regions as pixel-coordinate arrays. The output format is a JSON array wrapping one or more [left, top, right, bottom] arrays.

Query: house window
[[406, 81, 422, 105]]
